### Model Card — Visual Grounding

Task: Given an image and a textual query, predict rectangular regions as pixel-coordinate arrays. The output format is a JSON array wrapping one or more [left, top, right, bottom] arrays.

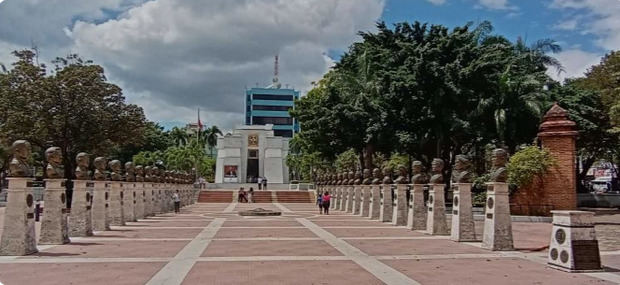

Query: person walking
[[262, 177, 268, 191], [173, 190, 181, 213], [248, 187, 254, 203], [257, 176, 263, 190], [322, 191, 331, 215], [316, 192, 323, 214]]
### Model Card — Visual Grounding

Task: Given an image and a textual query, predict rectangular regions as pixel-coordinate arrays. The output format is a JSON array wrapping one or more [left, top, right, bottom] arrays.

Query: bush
[[507, 146, 556, 189]]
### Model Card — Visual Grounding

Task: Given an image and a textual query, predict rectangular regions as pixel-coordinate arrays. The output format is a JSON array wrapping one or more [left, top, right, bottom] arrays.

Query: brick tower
[[511, 103, 578, 215]]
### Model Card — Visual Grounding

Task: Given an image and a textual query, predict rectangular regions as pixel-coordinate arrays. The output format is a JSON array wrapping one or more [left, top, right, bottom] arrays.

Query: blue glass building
[[245, 86, 300, 138]]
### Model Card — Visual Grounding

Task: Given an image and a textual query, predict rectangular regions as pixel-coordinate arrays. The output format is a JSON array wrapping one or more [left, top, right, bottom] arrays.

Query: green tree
[[0, 50, 146, 178], [169, 127, 189, 147], [204, 125, 222, 157]]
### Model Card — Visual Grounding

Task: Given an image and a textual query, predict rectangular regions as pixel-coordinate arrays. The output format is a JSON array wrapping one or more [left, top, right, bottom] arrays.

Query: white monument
[[215, 124, 289, 184]]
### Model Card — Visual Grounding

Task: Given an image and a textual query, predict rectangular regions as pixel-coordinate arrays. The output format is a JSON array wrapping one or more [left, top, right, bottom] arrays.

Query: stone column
[[359, 185, 370, 217], [482, 182, 513, 250], [91, 181, 109, 231], [352, 186, 361, 215], [369, 185, 381, 220], [0, 178, 38, 255], [135, 183, 145, 220], [392, 184, 408, 226], [122, 183, 136, 222], [39, 179, 70, 245], [345, 185, 355, 213], [379, 185, 393, 222], [426, 183, 448, 235], [144, 184, 153, 216], [68, 180, 93, 237], [338, 186, 346, 211], [109, 182, 125, 226], [407, 184, 427, 230], [451, 183, 476, 241], [548, 211, 602, 272], [330, 185, 337, 209]]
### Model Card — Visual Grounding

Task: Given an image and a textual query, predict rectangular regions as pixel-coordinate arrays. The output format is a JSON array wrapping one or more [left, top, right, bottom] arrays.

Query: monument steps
[[275, 191, 313, 203], [198, 191, 233, 203], [251, 191, 273, 203]]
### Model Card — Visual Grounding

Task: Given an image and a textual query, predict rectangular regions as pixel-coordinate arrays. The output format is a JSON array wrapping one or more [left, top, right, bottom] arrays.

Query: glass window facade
[[245, 87, 300, 138]]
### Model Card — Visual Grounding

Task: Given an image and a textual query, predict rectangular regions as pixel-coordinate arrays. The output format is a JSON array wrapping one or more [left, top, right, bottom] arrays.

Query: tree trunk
[[577, 156, 595, 193], [363, 144, 375, 169]]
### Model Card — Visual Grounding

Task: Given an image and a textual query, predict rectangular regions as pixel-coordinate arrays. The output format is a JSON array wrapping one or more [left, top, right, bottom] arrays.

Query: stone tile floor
[[0, 204, 619, 284]]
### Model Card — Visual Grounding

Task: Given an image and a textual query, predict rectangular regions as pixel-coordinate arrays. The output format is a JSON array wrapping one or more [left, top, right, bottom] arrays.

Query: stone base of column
[[548, 211, 602, 272], [426, 184, 448, 235], [122, 183, 136, 222], [135, 183, 145, 220], [369, 185, 381, 220], [352, 186, 361, 215], [91, 181, 110, 231], [482, 182, 513, 251], [359, 186, 370, 217], [407, 184, 427, 230], [345, 186, 354, 213], [109, 182, 125, 226], [451, 183, 476, 242], [39, 179, 70, 245], [392, 185, 408, 226], [379, 185, 393, 222], [0, 178, 38, 256], [68, 180, 93, 237]]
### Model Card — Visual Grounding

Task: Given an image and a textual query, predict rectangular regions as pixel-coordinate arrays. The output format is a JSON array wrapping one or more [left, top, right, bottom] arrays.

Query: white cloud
[[552, 18, 579, 31], [0, 0, 384, 128], [550, 0, 620, 51], [426, 0, 446, 5], [476, 0, 517, 10], [548, 49, 601, 82]]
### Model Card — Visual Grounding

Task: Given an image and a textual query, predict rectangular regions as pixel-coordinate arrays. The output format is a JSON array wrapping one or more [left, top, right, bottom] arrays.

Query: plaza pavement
[[0, 204, 619, 284]]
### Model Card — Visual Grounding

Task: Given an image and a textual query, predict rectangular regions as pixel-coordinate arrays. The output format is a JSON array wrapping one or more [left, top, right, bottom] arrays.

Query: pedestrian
[[238, 187, 248, 203], [173, 190, 181, 213], [262, 177, 267, 191], [322, 191, 331, 215], [316, 192, 323, 214], [248, 187, 254, 203], [257, 176, 262, 190]]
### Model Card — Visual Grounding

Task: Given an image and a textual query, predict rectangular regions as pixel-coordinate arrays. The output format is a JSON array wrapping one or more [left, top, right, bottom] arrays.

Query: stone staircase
[[252, 191, 273, 203], [198, 191, 234, 203], [275, 191, 313, 203]]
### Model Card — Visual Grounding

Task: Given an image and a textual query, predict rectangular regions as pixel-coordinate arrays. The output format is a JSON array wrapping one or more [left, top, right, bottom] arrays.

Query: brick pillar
[[511, 103, 578, 215]]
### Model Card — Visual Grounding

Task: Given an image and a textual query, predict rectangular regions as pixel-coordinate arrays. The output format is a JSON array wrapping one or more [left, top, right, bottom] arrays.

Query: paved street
[[0, 203, 619, 284]]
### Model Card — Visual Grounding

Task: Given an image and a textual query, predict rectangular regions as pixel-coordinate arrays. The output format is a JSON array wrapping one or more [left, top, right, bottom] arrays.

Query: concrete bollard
[[359, 185, 371, 217], [0, 178, 38, 255], [39, 179, 70, 245], [379, 185, 393, 222], [369, 185, 381, 220], [450, 183, 476, 241], [392, 184, 408, 226], [481, 182, 513, 250], [548, 211, 602, 272], [407, 184, 427, 230], [91, 180, 110, 231], [68, 180, 93, 237], [426, 183, 449, 235], [109, 182, 125, 226]]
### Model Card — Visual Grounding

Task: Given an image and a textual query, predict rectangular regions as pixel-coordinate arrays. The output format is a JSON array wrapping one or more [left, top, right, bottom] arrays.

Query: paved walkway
[[0, 204, 619, 284]]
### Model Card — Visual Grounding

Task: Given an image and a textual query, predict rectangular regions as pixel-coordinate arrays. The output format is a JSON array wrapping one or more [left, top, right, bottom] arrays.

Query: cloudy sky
[[0, 0, 618, 129]]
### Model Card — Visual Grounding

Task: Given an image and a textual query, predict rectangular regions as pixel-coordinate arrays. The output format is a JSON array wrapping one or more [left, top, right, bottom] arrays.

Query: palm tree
[[204, 126, 222, 157], [169, 127, 189, 146]]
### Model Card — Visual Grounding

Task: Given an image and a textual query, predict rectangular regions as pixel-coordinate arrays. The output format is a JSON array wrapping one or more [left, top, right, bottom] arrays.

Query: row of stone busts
[[314, 149, 508, 186], [7, 140, 192, 183]]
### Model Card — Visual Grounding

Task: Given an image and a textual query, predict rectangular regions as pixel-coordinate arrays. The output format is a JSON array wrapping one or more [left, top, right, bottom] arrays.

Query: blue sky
[[383, 0, 599, 53], [0, 0, 617, 129]]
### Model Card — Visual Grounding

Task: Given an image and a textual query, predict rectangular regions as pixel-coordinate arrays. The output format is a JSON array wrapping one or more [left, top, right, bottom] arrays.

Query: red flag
[[197, 108, 203, 131]]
